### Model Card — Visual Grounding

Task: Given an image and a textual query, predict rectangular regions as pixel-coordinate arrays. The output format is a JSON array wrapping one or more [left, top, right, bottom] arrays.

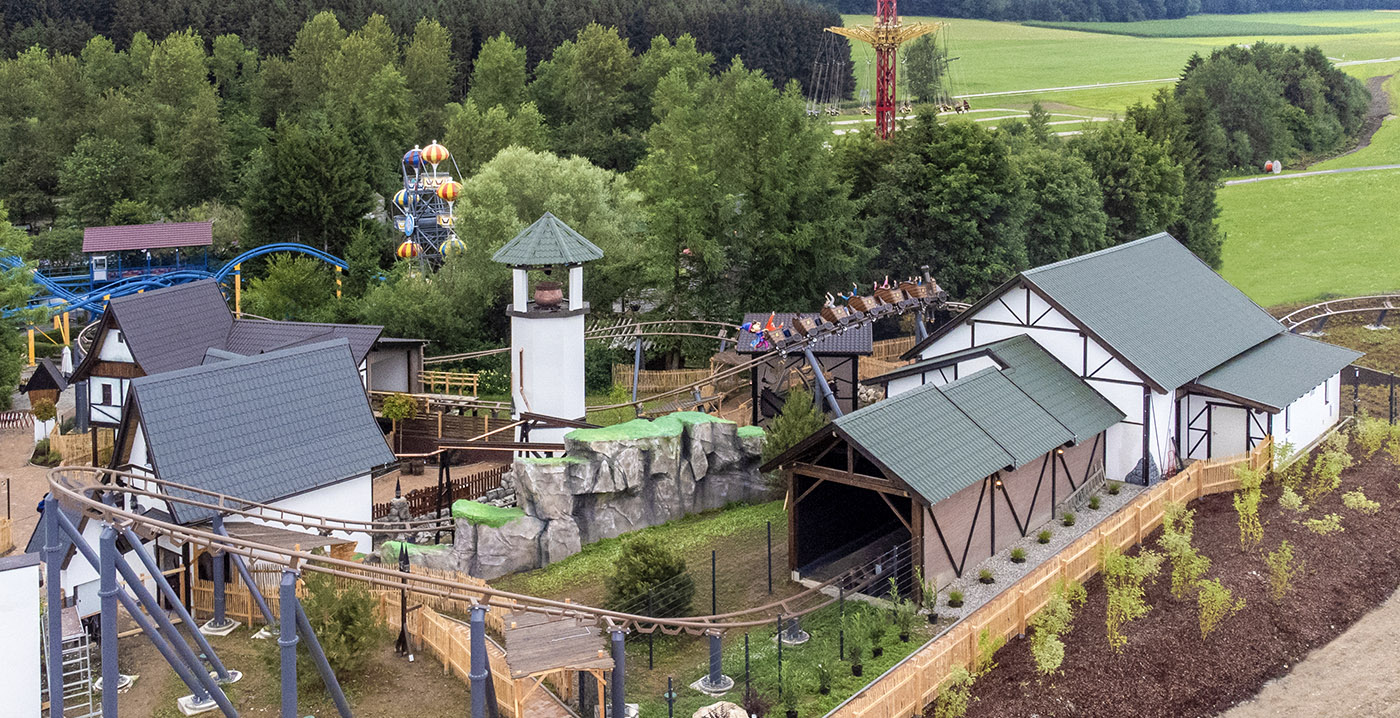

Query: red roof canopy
[[82, 221, 213, 253]]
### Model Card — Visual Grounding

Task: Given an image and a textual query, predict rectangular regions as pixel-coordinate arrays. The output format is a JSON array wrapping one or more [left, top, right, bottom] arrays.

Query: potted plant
[[1010, 547, 1027, 564], [816, 663, 831, 695], [1088, 495, 1102, 510], [781, 671, 802, 718], [867, 612, 887, 658], [846, 618, 867, 677], [978, 568, 995, 585], [1037, 529, 1052, 544], [892, 592, 917, 642], [1062, 511, 1076, 527], [947, 590, 965, 609], [916, 567, 940, 624]]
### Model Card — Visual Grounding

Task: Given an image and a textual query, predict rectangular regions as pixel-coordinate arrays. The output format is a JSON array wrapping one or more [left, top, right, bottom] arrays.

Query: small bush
[[1010, 547, 1026, 563], [978, 568, 995, 583], [932, 667, 974, 718], [1306, 431, 1353, 500], [866, 607, 887, 645], [888, 577, 918, 638], [1157, 501, 1210, 600], [1106, 481, 1122, 495], [603, 535, 695, 617], [947, 590, 965, 608], [32, 398, 56, 422], [1029, 577, 1087, 675], [845, 613, 868, 666], [1197, 578, 1245, 639], [1274, 441, 1308, 492], [1233, 465, 1265, 550], [1088, 495, 1101, 510], [1061, 511, 1076, 527], [1037, 529, 1052, 544], [762, 385, 828, 467], [815, 662, 832, 694], [915, 566, 940, 614], [973, 627, 1005, 677], [742, 686, 773, 718], [1352, 413, 1390, 458], [1303, 513, 1344, 536], [1100, 543, 1163, 651], [1265, 540, 1304, 604], [1278, 486, 1307, 513], [780, 669, 803, 712], [1342, 487, 1380, 514]]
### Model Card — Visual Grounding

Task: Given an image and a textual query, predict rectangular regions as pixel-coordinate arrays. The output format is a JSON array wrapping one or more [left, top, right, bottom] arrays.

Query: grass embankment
[[1218, 168, 1400, 307]]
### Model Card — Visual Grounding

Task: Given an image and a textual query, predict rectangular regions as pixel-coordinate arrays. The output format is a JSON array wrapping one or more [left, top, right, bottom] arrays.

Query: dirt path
[[1219, 589, 1400, 717], [1, 426, 52, 553]]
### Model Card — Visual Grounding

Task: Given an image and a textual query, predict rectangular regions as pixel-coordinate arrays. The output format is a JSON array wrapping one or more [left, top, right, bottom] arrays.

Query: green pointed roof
[[490, 212, 604, 267]]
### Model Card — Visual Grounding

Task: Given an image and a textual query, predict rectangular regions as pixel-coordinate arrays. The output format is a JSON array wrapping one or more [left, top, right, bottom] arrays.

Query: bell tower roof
[[490, 212, 604, 267]]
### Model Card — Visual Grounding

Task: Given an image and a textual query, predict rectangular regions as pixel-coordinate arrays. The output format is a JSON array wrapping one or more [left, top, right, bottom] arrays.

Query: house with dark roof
[[70, 279, 403, 429], [902, 233, 1361, 482], [737, 312, 873, 424], [82, 221, 213, 284], [764, 335, 1124, 584]]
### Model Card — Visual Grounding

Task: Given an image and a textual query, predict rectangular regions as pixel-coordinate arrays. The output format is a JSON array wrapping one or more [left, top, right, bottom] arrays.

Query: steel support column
[[469, 606, 489, 718], [211, 517, 229, 628], [99, 526, 120, 718], [43, 499, 64, 718], [279, 572, 299, 718], [120, 525, 232, 680], [210, 521, 276, 626], [802, 346, 843, 418], [611, 628, 626, 718]]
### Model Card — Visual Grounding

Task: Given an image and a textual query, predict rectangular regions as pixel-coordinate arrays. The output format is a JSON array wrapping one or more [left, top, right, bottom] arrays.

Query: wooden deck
[[503, 611, 613, 678]]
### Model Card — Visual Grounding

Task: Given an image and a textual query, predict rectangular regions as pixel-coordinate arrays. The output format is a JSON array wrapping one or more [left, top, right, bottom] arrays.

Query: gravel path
[[932, 481, 1144, 622]]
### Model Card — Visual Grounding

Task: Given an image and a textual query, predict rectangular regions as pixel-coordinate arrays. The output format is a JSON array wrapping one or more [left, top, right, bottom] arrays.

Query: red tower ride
[[828, 1, 940, 139]]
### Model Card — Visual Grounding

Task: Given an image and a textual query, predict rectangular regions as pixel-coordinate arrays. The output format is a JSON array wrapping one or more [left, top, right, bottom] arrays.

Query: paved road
[[1224, 164, 1400, 186]]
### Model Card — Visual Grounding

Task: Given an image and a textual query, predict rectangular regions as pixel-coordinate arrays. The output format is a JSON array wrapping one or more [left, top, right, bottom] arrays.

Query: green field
[[1218, 168, 1400, 307], [1024, 16, 1374, 38]]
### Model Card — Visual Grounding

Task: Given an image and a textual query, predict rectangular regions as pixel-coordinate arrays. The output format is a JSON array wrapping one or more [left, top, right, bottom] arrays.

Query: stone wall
[[402, 414, 765, 579]]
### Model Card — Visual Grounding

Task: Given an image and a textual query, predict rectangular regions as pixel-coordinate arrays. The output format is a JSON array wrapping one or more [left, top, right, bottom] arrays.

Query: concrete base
[[1298, 330, 1326, 338], [691, 674, 735, 697], [93, 673, 136, 692], [211, 669, 243, 685], [778, 629, 811, 646], [199, 618, 241, 637], [1365, 324, 1391, 331], [177, 694, 221, 716], [251, 625, 276, 640]]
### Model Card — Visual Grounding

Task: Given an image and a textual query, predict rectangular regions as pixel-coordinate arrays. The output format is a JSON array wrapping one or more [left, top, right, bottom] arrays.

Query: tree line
[[830, 0, 1400, 22]]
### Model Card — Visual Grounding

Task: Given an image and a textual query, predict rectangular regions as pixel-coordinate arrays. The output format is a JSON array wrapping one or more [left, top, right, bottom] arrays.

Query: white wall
[[88, 376, 130, 425], [884, 354, 999, 396], [511, 312, 585, 445], [64, 517, 160, 617], [96, 328, 134, 362], [252, 474, 374, 553], [0, 558, 41, 717], [368, 349, 410, 394], [1279, 372, 1341, 451], [915, 281, 1152, 481]]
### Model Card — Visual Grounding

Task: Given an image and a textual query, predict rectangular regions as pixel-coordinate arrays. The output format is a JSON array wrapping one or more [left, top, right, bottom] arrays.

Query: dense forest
[[0, 0, 1372, 388], [832, 0, 1400, 22]]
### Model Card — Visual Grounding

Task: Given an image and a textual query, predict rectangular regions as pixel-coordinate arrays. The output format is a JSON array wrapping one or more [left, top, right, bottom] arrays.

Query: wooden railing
[[372, 463, 510, 519], [420, 370, 481, 397], [612, 364, 716, 395], [0, 517, 12, 555], [827, 438, 1272, 718]]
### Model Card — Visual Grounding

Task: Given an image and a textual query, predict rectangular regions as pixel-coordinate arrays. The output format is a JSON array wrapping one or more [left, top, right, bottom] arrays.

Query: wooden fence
[[0, 517, 12, 555], [49, 426, 114, 466], [372, 463, 510, 519], [871, 336, 916, 362], [827, 439, 1272, 718], [421, 370, 481, 397]]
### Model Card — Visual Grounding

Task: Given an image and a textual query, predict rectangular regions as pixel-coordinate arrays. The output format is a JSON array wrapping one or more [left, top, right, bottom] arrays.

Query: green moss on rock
[[379, 540, 450, 563], [522, 456, 587, 465], [737, 425, 766, 438], [566, 411, 733, 442], [451, 499, 526, 527]]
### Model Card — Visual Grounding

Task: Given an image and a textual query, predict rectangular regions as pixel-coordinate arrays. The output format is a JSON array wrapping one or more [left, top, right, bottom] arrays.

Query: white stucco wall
[[1278, 372, 1341, 451], [511, 312, 585, 445], [96, 328, 134, 362], [367, 349, 410, 394], [65, 517, 159, 617], [88, 376, 130, 425], [252, 474, 375, 553], [0, 558, 41, 717]]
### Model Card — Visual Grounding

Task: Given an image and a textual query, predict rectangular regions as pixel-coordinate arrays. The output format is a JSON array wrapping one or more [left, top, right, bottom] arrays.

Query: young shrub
[[1278, 486, 1308, 513], [1100, 543, 1164, 652], [932, 667, 974, 718], [1088, 495, 1101, 510], [1265, 540, 1304, 604], [815, 662, 832, 695], [1037, 529, 1052, 544], [381, 392, 418, 452], [278, 569, 386, 685], [973, 627, 1005, 677], [1307, 431, 1353, 500], [1303, 513, 1344, 536], [978, 568, 995, 584], [1342, 487, 1380, 514], [1233, 465, 1265, 550], [1028, 577, 1087, 675], [888, 577, 918, 641], [1061, 511, 1076, 527], [762, 385, 828, 468], [867, 607, 887, 656], [1197, 578, 1245, 639], [1273, 441, 1308, 492], [1106, 481, 1122, 496], [742, 686, 773, 718], [915, 566, 941, 620], [947, 589, 965, 608], [1010, 547, 1027, 564], [603, 535, 695, 617], [1353, 413, 1389, 458], [1157, 501, 1210, 599], [845, 613, 868, 674], [780, 669, 803, 714]]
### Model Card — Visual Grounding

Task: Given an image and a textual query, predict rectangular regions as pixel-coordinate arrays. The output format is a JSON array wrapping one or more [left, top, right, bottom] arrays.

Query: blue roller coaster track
[[4, 243, 348, 316]]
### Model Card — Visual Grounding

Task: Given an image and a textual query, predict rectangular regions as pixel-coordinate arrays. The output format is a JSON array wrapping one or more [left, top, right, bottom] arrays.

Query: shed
[[737, 312, 873, 424], [23, 358, 67, 405], [82, 221, 213, 284]]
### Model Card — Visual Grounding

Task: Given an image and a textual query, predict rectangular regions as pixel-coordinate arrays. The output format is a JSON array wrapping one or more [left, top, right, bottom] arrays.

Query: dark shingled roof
[[831, 344, 1122, 504], [131, 339, 395, 524], [1190, 333, 1362, 412], [227, 319, 382, 362], [736, 313, 873, 355], [490, 212, 604, 266], [82, 221, 213, 253], [24, 358, 67, 393]]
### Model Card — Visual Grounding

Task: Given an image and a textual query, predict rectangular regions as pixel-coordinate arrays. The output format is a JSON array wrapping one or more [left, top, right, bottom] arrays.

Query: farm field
[[1217, 167, 1400, 307]]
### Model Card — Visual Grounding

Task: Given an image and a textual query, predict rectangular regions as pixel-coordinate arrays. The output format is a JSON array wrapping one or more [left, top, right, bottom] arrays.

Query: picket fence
[[827, 438, 1272, 718]]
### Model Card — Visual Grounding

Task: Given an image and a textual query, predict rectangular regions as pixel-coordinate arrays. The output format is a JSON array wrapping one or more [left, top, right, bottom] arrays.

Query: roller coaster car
[[820, 305, 851, 324], [765, 328, 791, 347], [899, 281, 929, 299], [875, 287, 906, 305], [793, 316, 823, 337], [847, 295, 882, 314]]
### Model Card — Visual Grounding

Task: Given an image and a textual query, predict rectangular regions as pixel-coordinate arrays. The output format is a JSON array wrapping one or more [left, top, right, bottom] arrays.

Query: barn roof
[[736, 313, 873, 355], [905, 234, 1286, 391], [1188, 332, 1361, 412], [490, 212, 603, 267], [82, 221, 213, 253], [128, 339, 394, 524]]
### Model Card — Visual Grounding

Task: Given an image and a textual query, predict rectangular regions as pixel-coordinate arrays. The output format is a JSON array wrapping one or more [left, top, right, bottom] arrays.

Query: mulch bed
[[949, 451, 1400, 718]]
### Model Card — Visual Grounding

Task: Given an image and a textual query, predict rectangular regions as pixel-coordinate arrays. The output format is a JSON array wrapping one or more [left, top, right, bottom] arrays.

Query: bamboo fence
[[611, 364, 716, 396], [49, 426, 114, 466], [827, 438, 1272, 718], [871, 336, 916, 362]]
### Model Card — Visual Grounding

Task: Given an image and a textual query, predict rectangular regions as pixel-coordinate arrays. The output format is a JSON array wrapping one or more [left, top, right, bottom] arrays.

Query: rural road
[[1223, 164, 1400, 185], [1218, 588, 1400, 717]]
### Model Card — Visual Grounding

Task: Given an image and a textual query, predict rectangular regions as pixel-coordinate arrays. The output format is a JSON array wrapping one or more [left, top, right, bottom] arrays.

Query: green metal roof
[[1191, 332, 1362, 412], [490, 212, 604, 266], [1021, 233, 1284, 391], [834, 338, 1123, 504]]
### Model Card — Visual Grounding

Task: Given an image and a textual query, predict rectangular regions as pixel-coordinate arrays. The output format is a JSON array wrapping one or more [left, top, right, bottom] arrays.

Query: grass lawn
[[1217, 168, 1400, 307], [1024, 14, 1377, 38]]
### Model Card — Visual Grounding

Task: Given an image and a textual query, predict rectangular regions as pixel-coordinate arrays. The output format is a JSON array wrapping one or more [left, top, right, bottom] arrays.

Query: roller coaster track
[[50, 466, 903, 635], [1278, 294, 1400, 333]]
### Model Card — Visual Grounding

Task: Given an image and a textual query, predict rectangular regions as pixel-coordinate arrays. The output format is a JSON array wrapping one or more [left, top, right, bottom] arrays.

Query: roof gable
[[83, 221, 213, 253], [131, 339, 395, 524], [24, 358, 67, 393], [108, 280, 235, 375], [1190, 333, 1362, 411], [490, 212, 604, 267]]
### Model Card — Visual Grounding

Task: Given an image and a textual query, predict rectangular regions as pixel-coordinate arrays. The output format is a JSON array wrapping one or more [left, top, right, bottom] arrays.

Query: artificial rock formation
[[448, 414, 765, 579]]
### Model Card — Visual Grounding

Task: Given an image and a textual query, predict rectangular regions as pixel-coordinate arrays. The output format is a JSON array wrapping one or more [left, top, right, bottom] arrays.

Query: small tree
[[1265, 540, 1304, 604], [603, 535, 695, 617], [294, 570, 386, 682], [1157, 501, 1209, 599], [32, 398, 57, 423], [1232, 465, 1265, 550], [761, 385, 828, 471], [1029, 577, 1086, 675], [1196, 578, 1245, 639], [381, 393, 418, 453], [1100, 543, 1163, 652]]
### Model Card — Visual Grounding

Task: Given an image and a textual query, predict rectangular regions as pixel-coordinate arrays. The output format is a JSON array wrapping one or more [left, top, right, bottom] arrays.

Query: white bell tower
[[491, 212, 603, 445]]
